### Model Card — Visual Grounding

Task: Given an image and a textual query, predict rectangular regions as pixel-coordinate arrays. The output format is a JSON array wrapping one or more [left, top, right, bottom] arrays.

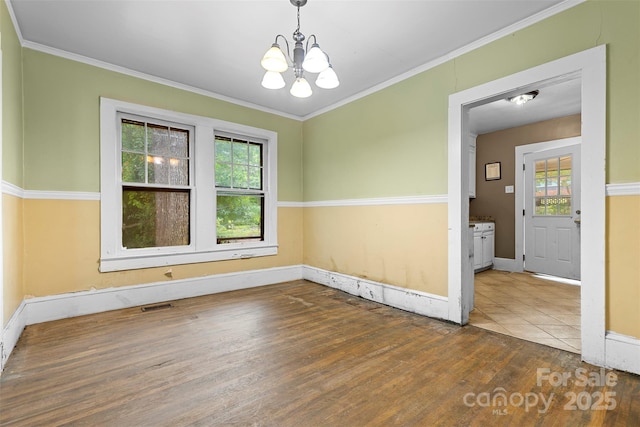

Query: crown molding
[[6, 0, 585, 121], [20, 40, 303, 122], [303, 0, 586, 120], [4, 0, 25, 45]]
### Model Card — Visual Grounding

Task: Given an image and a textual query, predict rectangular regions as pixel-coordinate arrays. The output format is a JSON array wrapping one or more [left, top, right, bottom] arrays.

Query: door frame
[[447, 45, 606, 367], [515, 137, 581, 274]]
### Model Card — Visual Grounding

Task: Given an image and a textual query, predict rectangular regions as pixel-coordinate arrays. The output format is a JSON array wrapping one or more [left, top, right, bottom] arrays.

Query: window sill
[[99, 245, 278, 272]]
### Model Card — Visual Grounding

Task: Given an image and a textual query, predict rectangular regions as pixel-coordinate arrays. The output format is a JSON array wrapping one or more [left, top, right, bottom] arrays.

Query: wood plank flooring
[[1, 280, 638, 426]]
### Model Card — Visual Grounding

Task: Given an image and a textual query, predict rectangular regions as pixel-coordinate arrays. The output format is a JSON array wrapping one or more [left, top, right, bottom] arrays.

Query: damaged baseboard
[[302, 265, 449, 321]]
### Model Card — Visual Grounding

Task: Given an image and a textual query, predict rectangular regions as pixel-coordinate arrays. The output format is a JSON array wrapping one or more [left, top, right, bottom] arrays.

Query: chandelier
[[260, 0, 339, 98]]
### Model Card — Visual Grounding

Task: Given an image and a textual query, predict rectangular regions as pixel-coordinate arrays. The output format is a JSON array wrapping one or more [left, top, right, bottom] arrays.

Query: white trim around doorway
[[447, 45, 606, 368]]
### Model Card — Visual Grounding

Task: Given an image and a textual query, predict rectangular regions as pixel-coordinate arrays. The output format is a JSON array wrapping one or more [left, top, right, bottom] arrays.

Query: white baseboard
[[303, 265, 449, 321], [26, 265, 303, 325], [1, 300, 27, 371], [4, 264, 636, 377], [1, 265, 303, 374], [605, 331, 640, 375]]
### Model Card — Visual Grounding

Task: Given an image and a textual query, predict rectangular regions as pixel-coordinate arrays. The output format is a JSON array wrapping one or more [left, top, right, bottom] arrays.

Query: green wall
[[22, 50, 303, 201], [2, 0, 24, 187], [303, 0, 640, 201]]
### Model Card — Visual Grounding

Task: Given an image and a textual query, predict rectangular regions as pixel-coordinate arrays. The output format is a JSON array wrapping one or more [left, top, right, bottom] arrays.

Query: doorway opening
[[469, 127, 583, 352], [447, 46, 606, 366]]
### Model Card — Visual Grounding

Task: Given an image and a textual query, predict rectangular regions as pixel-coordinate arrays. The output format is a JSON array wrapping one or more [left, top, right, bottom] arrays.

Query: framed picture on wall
[[485, 162, 501, 181]]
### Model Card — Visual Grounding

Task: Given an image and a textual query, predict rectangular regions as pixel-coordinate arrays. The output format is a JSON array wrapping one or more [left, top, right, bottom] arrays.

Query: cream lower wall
[[303, 203, 448, 297], [606, 195, 640, 339], [302, 197, 640, 340], [3, 194, 23, 325], [5, 194, 639, 344], [21, 200, 302, 297]]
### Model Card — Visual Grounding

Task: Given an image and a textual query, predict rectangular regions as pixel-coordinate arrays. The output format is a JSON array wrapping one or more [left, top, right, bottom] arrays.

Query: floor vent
[[141, 303, 173, 312]]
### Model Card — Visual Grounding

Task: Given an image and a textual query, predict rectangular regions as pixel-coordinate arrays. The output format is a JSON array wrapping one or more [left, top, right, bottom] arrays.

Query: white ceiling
[[9, 0, 581, 124], [469, 77, 582, 135]]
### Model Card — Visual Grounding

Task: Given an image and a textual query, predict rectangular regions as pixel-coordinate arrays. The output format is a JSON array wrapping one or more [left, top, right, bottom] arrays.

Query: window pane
[[559, 175, 571, 195], [146, 124, 169, 155], [148, 156, 189, 185], [535, 177, 546, 197], [122, 120, 145, 152], [546, 197, 558, 215], [122, 152, 145, 183], [535, 197, 546, 215], [168, 128, 189, 157], [122, 188, 190, 249], [216, 194, 263, 243], [249, 166, 262, 189], [232, 165, 249, 188], [216, 162, 232, 187], [249, 143, 262, 166], [232, 141, 248, 164], [557, 197, 571, 215], [216, 139, 231, 163], [145, 125, 189, 158]]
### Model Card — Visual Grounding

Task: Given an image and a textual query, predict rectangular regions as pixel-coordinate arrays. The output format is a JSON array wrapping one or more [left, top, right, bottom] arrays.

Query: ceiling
[[9, 0, 581, 124]]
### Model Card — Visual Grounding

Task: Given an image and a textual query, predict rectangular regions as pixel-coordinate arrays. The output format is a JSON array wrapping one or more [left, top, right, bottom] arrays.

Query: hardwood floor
[[1, 280, 638, 426]]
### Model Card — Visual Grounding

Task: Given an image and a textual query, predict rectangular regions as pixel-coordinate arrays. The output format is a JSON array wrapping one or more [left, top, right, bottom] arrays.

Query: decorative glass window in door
[[534, 155, 572, 215]]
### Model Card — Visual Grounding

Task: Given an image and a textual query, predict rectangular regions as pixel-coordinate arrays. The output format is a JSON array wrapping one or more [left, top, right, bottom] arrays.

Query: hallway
[[470, 270, 581, 353]]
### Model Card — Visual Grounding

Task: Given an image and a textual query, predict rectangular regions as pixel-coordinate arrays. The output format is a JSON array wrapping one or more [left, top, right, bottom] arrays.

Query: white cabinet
[[469, 136, 477, 198], [473, 222, 494, 272]]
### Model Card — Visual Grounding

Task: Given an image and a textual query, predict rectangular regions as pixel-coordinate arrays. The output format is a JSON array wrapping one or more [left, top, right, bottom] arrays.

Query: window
[[100, 98, 278, 272], [215, 134, 265, 244], [120, 116, 192, 249], [534, 155, 572, 216]]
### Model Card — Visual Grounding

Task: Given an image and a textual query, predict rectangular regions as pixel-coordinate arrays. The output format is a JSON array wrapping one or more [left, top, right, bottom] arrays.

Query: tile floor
[[469, 269, 581, 353]]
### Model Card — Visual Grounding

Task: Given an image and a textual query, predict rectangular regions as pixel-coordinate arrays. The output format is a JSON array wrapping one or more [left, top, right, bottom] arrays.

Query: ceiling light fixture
[[508, 90, 539, 105], [260, 0, 339, 98]]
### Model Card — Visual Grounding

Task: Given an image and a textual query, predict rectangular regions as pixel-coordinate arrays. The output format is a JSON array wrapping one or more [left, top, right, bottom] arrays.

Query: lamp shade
[[261, 71, 286, 89], [261, 44, 288, 72], [302, 44, 329, 73], [290, 77, 312, 98], [315, 65, 339, 89]]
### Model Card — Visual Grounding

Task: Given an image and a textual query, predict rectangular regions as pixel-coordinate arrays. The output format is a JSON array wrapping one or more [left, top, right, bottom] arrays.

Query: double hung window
[[100, 98, 277, 272]]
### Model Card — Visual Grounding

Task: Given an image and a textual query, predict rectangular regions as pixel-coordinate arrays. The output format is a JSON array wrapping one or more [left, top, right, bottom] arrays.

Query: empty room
[[1, 0, 638, 425]]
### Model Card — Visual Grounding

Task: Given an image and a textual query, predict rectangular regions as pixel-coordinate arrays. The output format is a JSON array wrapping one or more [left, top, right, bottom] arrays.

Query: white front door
[[524, 144, 581, 279]]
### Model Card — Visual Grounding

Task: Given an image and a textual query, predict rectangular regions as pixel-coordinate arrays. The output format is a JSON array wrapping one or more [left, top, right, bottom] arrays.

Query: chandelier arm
[[274, 34, 293, 67], [305, 34, 317, 52]]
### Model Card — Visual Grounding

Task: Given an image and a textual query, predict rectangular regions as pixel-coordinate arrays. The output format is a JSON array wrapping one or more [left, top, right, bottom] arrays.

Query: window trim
[[100, 97, 278, 272]]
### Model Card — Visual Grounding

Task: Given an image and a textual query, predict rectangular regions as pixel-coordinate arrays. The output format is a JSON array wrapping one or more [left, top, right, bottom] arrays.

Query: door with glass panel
[[524, 144, 581, 279]]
